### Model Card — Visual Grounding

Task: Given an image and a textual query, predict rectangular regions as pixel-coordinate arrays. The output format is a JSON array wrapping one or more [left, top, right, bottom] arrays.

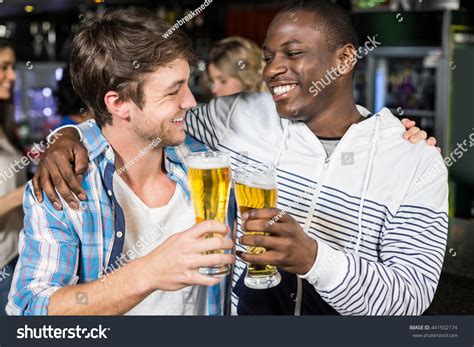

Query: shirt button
[[107, 190, 112, 197], [116, 231, 123, 238]]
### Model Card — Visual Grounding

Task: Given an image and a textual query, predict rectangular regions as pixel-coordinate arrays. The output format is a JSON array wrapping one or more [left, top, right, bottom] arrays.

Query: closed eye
[[287, 51, 303, 57], [168, 86, 182, 96]]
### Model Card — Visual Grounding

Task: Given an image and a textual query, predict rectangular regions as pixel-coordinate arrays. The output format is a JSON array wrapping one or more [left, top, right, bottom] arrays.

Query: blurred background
[[0, 0, 473, 314]]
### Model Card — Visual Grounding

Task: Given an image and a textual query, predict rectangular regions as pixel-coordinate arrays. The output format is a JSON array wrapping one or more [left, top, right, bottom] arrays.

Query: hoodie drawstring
[[271, 122, 304, 314], [273, 122, 289, 167], [354, 114, 381, 253]]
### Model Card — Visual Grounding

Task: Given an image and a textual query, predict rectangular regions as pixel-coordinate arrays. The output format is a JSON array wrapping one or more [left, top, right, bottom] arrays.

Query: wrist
[[299, 237, 318, 275], [61, 128, 81, 140], [128, 256, 155, 296], [47, 125, 82, 143], [298, 240, 348, 292]]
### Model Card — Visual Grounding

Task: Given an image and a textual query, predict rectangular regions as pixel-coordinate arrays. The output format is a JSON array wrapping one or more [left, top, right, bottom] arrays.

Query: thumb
[[73, 144, 89, 176]]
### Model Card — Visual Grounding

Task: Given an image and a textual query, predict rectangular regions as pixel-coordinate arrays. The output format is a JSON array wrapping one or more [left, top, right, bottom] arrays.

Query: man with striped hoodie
[[188, 1, 447, 315]]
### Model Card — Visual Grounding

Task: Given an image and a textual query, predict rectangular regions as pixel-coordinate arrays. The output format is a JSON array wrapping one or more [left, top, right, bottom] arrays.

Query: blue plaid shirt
[[7, 119, 231, 316]]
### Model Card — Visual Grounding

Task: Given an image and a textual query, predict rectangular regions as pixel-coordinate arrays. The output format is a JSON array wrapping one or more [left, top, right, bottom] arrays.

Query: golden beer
[[234, 164, 281, 289], [187, 151, 231, 276]]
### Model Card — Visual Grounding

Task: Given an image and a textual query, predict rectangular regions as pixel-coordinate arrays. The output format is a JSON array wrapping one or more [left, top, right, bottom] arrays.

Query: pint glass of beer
[[187, 151, 232, 277], [234, 163, 281, 289]]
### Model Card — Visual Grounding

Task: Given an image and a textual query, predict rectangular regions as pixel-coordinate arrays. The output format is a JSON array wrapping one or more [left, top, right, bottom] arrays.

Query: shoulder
[[210, 92, 275, 116], [375, 109, 447, 177]]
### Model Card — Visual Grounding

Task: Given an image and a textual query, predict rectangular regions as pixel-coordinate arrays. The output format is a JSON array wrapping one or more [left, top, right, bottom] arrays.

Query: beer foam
[[186, 156, 229, 169], [234, 175, 277, 190]]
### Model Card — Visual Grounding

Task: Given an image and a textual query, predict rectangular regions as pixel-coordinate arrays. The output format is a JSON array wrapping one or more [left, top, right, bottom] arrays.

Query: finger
[[187, 273, 221, 287], [57, 156, 86, 201], [72, 144, 89, 177], [401, 118, 416, 129], [32, 171, 44, 203], [409, 130, 427, 144], [189, 220, 230, 239], [243, 219, 288, 236], [239, 234, 284, 250], [426, 137, 437, 147], [403, 126, 420, 139], [192, 237, 234, 254], [47, 163, 80, 210], [242, 208, 290, 222], [39, 174, 63, 210], [237, 250, 280, 266], [193, 253, 235, 269]]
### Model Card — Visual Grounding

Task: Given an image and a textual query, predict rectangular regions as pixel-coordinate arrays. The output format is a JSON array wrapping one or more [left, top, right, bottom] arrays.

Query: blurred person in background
[[0, 38, 27, 316], [54, 64, 93, 128], [207, 36, 267, 97]]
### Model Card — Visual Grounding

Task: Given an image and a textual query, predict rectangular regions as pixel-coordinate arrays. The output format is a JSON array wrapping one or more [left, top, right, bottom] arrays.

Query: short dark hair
[[279, 0, 359, 51], [70, 8, 197, 126]]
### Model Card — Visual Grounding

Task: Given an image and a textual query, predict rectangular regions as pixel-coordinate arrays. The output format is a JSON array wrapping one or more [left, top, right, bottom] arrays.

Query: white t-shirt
[[113, 174, 207, 315]]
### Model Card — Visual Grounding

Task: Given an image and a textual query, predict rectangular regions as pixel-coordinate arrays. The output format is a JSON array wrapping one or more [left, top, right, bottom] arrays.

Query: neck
[[306, 94, 363, 138], [101, 123, 165, 187]]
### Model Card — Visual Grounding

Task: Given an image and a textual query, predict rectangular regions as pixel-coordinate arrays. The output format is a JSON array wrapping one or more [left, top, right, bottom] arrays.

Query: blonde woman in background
[[0, 38, 26, 316], [207, 36, 267, 97]]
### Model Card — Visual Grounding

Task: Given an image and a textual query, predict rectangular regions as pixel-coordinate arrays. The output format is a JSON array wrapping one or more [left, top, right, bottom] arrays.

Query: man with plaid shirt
[[7, 9, 234, 316]]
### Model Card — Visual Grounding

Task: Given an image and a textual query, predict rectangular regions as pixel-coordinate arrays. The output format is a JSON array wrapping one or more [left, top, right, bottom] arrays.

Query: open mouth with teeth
[[171, 117, 184, 124], [271, 84, 298, 100]]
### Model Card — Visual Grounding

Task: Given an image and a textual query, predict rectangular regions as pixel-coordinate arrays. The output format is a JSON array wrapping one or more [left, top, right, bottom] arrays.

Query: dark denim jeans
[[0, 256, 18, 316]]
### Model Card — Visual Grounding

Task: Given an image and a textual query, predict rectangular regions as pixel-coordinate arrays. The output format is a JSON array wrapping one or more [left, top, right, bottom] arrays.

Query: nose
[[264, 55, 287, 81], [180, 83, 197, 109], [211, 82, 222, 97]]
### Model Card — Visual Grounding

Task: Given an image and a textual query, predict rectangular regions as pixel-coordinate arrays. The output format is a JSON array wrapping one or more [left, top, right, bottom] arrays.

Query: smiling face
[[263, 10, 345, 122], [126, 58, 197, 147], [0, 47, 16, 100]]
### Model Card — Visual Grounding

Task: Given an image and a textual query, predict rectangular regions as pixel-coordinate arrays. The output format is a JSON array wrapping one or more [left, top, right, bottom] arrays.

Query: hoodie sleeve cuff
[[298, 239, 349, 292], [46, 125, 83, 143]]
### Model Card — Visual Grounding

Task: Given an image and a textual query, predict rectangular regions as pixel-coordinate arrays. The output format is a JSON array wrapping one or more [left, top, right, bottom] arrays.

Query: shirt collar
[[77, 119, 192, 199]]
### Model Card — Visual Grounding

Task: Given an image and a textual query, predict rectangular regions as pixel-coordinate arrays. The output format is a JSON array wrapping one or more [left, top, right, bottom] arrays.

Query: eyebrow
[[263, 39, 304, 51], [164, 79, 186, 91]]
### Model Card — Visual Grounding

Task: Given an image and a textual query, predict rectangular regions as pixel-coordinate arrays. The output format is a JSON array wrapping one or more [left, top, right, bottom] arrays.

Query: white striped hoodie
[[185, 92, 448, 315]]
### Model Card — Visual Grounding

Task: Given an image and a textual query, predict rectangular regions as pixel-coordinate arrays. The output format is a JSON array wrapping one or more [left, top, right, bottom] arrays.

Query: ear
[[335, 44, 357, 77], [104, 91, 129, 120]]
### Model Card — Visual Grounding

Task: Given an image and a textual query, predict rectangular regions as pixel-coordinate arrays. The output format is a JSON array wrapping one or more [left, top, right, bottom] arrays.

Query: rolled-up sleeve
[[6, 183, 80, 315]]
